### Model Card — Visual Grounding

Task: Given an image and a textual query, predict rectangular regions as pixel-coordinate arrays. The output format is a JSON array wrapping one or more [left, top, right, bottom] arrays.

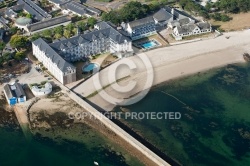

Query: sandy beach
[[73, 30, 250, 110]]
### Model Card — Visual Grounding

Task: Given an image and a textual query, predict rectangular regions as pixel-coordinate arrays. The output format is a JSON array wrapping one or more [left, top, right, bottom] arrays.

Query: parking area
[[17, 64, 54, 85], [0, 63, 54, 93]]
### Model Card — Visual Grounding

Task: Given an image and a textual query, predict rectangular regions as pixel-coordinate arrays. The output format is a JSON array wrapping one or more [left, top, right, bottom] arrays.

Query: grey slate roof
[[10, 4, 24, 11], [4, 84, 14, 99], [61, 1, 100, 16], [50, 21, 130, 52], [4, 83, 26, 99], [0, 17, 9, 24], [153, 8, 172, 22], [164, 6, 191, 20], [84, 5, 101, 15], [5, 8, 18, 18], [0, 29, 4, 40], [33, 38, 76, 72], [197, 22, 211, 30], [15, 83, 26, 98], [128, 16, 155, 28], [176, 23, 197, 34], [49, 0, 66, 4], [27, 15, 71, 32], [53, 36, 67, 43], [179, 18, 192, 26], [33, 22, 128, 73], [17, 0, 51, 21], [95, 21, 114, 29]]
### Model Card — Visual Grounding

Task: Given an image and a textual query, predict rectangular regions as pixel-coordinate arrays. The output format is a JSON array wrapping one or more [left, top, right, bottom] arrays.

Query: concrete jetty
[[13, 105, 32, 139], [60, 85, 171, 166]]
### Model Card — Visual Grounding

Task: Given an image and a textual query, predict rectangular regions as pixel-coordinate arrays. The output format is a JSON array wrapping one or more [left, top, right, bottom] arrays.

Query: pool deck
[[82, 63, 100, 72], [133, 34, 168, 50], [142, 39, 160, 49]]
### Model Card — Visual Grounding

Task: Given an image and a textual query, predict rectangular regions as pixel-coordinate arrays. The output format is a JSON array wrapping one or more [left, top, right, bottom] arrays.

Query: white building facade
[[50, 21, 133, 61], [32, 22, 132, 84], [122, 16, 157, 41], [32, 38, 76, 84], [31, 82, 52, 96], [173, 22, 212, 40]]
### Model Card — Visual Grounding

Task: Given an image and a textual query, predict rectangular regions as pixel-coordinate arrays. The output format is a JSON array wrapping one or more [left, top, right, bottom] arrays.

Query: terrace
[[133, 34, 168, 51]]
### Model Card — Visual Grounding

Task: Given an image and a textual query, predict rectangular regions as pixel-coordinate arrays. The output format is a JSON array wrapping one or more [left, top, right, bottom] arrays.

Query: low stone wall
[[61, 85, 171, 166]]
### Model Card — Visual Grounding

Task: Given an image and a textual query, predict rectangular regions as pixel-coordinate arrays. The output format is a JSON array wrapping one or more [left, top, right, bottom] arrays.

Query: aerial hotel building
[[32, 21, 133, 84]]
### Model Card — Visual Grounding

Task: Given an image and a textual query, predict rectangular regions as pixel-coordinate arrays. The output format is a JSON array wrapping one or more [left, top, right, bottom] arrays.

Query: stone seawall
[[61, 85, 171, 166]]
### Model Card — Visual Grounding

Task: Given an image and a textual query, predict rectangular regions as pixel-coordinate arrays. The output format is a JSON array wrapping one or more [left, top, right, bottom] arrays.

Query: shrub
[[41, 81, 47, 85], [210, 13, 231, 22]]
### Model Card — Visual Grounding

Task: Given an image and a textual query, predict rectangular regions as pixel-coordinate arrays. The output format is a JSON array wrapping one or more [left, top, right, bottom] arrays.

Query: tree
[[205, 2, 213, 11], [199, 10, 209, 19], [18, 11, 25, 17], [9, 27, 18, 35], [2, 52, 11, 61], [119, 1, 150, 21], [10, 35, 28, 49], [220, 14, 231, 22], [148, 2, 160, 13], [101, 1, 156, 24], [77, 21, 88, 31], [219, 0, 239, 13], [0, 41, 5, 51], [54, 33, 62, 39], [26, 13, 32, 19], [87, 17, 97, 28], [0, 57, 4, 67], [54, 26, 64, 36], [160, 0, 168, 5], [14, 51, 25, 61], [210, 13, 231, 22], [63, 30, 71, 38], [72, 28, 78, 36], [30, 33, 41, 41], [102, 10, 121, 25], [65, 23, 75, 32], [42, 29, 53, 37], [237, 0, 250, 12]]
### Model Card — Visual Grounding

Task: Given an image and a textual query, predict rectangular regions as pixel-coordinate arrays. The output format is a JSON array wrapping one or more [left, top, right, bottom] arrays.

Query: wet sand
[[28, 93, 155, 166]]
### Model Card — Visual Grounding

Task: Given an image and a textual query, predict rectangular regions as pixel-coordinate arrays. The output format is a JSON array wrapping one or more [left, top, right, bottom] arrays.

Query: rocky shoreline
[[0, 95, 20, 131], [27, 92, 154, 166]]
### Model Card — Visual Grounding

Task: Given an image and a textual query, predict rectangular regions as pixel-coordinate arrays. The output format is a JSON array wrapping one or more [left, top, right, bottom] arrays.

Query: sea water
[[114, 63, 250, 166], [0, 120, 143, 166]]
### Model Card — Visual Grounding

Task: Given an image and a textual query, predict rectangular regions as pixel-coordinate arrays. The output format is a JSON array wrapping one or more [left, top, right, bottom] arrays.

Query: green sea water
[[0, 118, 143, 166], [1, 63, 250, 166], [114, 63, 250, 166]]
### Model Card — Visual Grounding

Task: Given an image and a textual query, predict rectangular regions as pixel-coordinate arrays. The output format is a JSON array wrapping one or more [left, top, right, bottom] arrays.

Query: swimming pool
[[82, 63, 99, 73], [141, 40, 160, 49]]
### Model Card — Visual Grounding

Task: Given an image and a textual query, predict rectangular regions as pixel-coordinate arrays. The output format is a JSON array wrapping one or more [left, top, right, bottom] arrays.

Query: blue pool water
[[142, 41, 158, 49], [82, 63, 99, 72]]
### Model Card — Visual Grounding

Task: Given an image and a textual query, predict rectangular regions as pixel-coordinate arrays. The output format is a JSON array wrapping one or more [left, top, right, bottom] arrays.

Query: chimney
[[171, 8, 174, 15], [76, 25, 81, 35]]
